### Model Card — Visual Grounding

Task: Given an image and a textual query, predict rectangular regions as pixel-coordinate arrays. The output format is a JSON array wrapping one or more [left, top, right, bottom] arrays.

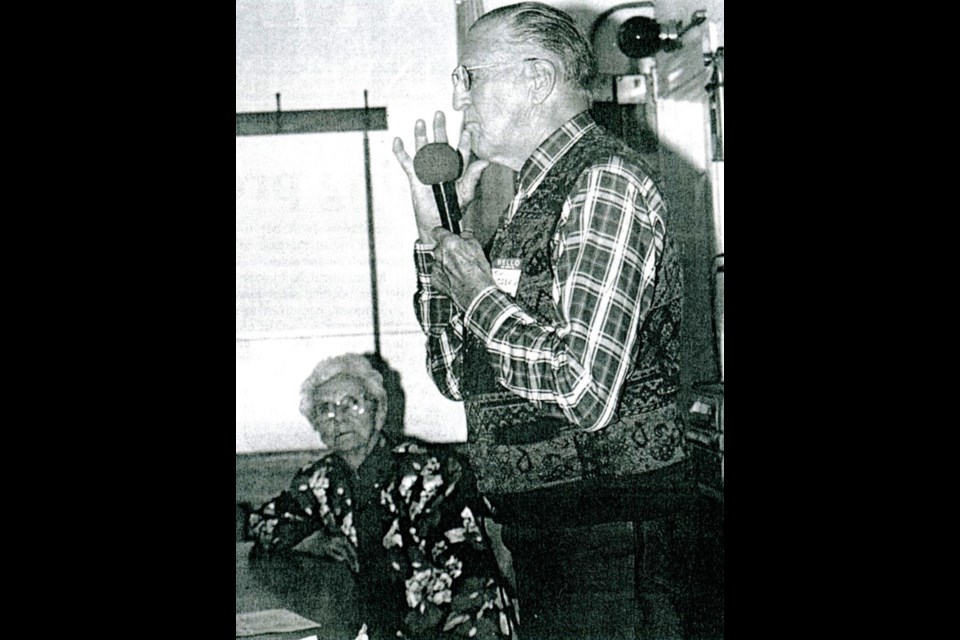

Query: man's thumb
[[458, 160, 490, 204]]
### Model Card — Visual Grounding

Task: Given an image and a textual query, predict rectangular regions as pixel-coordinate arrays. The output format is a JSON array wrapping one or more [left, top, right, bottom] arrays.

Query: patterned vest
[[462, 125, 686, 498]]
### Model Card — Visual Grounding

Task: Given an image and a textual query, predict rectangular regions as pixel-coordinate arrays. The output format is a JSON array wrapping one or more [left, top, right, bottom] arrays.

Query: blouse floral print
[[247, 440, 517, 639]]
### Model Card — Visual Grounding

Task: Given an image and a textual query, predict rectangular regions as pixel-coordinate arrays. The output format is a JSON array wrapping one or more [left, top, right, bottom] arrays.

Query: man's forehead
[[464, 20, 518, 63], [464, 42, 543, 70]]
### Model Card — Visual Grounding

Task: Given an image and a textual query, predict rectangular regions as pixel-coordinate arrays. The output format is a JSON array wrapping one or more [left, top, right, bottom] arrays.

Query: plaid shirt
[[414, 111, 669, 433]]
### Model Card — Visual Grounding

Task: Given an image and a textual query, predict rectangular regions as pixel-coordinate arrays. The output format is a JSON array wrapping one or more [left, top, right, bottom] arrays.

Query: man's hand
[[431, 227, 495, 310], [393, 111, 489, 244]]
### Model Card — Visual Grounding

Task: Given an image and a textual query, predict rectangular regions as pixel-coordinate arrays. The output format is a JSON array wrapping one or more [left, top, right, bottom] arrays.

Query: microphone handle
[[431, 183, 461, 234]]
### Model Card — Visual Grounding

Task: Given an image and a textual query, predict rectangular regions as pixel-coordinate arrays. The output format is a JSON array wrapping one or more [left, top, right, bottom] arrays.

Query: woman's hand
[[393, 111, 489, 245], [294, 531, 361, 573], [321, 536, 360, 573]]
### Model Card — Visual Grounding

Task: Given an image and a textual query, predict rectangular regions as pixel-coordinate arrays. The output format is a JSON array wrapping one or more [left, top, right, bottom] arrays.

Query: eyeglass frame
[[313, 394, 369, 424], [451, 57, 541, 92]]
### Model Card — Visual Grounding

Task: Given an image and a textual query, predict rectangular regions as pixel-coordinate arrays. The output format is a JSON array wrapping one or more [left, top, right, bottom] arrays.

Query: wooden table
[[236, 542, 361, 640]]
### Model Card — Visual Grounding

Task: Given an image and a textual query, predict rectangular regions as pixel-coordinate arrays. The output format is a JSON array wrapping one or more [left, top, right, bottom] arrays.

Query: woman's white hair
[[299, 353, 388, 433]]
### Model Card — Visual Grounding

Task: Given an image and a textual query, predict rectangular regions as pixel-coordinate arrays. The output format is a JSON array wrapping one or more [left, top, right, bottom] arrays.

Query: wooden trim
[[236, 107, 388, 136]]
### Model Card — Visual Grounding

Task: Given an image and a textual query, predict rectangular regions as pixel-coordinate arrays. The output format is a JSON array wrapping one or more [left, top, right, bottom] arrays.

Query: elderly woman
[[246, 353, 516, 640]]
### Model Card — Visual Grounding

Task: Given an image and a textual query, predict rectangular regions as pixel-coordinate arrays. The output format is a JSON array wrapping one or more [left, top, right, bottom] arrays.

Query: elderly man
[[394, 3, 691, 638]]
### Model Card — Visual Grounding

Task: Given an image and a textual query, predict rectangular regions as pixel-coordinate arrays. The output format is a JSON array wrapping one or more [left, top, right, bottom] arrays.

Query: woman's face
[[311, 373, 377, 454]]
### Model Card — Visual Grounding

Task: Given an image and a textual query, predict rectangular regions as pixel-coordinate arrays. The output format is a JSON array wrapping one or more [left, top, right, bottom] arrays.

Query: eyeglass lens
[[317, 395, 363, 420], [452, 66, 471, 91]]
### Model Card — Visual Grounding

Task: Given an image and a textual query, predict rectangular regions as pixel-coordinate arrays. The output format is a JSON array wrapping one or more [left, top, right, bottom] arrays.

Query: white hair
[[299, 353, 388, 433]]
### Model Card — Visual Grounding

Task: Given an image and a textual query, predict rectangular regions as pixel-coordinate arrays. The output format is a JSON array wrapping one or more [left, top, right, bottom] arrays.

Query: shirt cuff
[[414, 243, 436, 286], [464, 285, 521, 343]]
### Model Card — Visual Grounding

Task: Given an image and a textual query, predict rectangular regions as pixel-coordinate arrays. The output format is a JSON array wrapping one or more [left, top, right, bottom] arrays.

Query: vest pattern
[[462, 126, 686, 496]]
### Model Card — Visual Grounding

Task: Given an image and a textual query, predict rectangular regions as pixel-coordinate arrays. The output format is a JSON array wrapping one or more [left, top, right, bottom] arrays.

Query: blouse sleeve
[[247, 487, 320, 553], [247, 456, 357, 555]]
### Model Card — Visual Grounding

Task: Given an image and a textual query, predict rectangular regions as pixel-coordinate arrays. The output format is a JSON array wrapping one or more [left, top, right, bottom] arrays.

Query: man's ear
[[529, 59, 557, 104]]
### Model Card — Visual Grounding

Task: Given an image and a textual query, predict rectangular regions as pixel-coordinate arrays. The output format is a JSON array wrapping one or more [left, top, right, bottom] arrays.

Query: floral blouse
[[247, 438, 517, 640]]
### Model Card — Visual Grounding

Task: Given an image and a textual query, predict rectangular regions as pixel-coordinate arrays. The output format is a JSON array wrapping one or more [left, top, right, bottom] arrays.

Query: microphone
[[413, 142, 463, 234]]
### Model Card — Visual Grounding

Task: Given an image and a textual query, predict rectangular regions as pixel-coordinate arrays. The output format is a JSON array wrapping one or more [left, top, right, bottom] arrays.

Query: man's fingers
[[392, 138, 415, 176], [433, 111, 448, 144], [392, 137, 405, 157], [414, 119, 429, 151], [432, 267, 451, 296], [431, 226, 454, 246], [461, 159, 489, 187], [458, 158, 490, 203], [457, 129, 473, 167]]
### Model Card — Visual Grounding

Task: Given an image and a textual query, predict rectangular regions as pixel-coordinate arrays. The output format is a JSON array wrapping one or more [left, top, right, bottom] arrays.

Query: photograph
[[236, 2, 724, 638]]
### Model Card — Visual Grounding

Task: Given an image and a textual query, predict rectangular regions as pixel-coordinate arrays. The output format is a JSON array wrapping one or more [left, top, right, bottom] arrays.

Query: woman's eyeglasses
[[315, 395, 366, 423], [451, 58, 539, 92]]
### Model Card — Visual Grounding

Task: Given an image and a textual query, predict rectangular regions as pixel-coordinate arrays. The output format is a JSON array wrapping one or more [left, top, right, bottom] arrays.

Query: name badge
[[491, 257, 523, 297]]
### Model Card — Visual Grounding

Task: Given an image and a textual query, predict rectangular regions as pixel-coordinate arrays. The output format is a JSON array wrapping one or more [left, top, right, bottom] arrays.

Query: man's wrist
[[418, 225, 438, 246], [464, 285, 508, 339]]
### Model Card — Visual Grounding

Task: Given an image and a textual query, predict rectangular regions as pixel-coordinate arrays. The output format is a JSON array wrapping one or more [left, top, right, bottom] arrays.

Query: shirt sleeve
[[463, 160, 667, 432], [413, 242, 465, 402]]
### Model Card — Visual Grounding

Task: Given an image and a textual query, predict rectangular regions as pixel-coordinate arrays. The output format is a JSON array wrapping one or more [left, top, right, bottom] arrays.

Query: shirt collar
[[515, 110, 597, 196]]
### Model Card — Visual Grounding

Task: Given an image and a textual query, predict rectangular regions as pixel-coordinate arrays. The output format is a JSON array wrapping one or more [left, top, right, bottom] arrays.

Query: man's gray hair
[[474, 2, 596, 94]]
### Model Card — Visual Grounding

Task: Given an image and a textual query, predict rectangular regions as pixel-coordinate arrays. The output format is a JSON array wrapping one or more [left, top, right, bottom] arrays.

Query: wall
[[236, 0, 467, 451]]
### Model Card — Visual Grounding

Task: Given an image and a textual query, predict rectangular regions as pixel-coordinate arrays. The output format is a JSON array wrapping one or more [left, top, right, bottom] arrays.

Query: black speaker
[[616, 16, 661, 59]]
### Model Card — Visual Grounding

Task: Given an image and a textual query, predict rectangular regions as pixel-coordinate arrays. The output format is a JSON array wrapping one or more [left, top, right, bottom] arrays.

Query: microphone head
[[413, 142, 463, 185]]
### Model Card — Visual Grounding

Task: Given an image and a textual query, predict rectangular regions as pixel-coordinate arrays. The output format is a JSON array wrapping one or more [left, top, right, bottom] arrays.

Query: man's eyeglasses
[[315, 395, 367, 423], [451, 58, 539, 92]]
